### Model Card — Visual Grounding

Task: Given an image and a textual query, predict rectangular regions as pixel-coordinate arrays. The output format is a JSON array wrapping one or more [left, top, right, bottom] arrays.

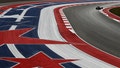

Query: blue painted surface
[[0, 45, 14, 57], [0, 2, 80, 68], [5, 9, 23, 15], [0, 60, 16, 68], [0, 25, 11, 30], [1, 1, 116, 67]]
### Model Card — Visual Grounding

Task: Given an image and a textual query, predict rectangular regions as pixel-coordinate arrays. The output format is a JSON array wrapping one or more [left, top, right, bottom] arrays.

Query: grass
[[110, 7, 120, 17]]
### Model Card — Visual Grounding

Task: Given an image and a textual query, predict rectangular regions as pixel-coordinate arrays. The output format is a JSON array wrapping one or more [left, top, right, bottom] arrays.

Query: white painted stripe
[[69, 29, 75, 33], [38, 3, 117, 68], [15, 5, 42, 22], [9, 25, 17, 30], [7, 25, 25, 58], [63, 18, 68, 21], [66, 26, 72, 28], [62, 16, 66, 18], [0, 8, 12, 17], [15, 7, 32, 22], [64, 22, 69, 24], [7, 44, 25, 58], [38, 7, 64, 41], [100, 5, 120, 23], [64, 20, 69, 22], [65, 23, 70, 26], [6, 3, 55, 58], [5, 3, 60, 59]]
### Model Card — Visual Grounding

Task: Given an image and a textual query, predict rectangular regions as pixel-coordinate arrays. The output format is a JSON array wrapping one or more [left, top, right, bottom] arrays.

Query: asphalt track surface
[[64, 3, 120, 58], [0, 1, 120, 68]]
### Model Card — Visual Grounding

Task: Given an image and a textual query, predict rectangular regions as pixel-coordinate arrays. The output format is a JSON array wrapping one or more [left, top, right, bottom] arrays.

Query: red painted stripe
[[1, 52, 76, 68], [54, 6, 120, 67], [103, 6, 120, 21], [0, 28, 70, 46]]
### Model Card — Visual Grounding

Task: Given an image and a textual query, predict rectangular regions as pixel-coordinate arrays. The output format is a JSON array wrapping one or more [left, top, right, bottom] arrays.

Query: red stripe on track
[[54, 6, 120, 67], [0, 28, 70, 46], [103, 6, 120, 21]]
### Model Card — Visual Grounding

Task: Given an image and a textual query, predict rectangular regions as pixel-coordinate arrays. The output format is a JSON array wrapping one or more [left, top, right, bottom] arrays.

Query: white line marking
[[7, 25, 25, 58], [0, 8, 12, 17], [15, 5, 42, 22], [38, 2, 117, 68]]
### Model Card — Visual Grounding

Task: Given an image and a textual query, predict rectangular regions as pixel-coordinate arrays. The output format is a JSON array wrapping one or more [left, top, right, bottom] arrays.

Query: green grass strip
[[110, 7, 120, 17]]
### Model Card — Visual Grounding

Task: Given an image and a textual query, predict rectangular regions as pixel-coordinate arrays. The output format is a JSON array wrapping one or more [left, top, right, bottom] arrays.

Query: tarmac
[[64, 3, 120, 57]]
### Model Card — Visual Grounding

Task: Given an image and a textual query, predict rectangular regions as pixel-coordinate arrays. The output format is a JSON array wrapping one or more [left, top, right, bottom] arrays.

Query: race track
[[64, 3, 120, 57], [0, 1, 120, 68]]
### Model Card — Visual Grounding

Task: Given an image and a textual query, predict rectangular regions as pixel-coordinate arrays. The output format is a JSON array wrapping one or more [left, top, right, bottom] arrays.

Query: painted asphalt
[[0, 1, 120, 68], [64, 3, 120, 57], [0, 2, 80, 68]]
